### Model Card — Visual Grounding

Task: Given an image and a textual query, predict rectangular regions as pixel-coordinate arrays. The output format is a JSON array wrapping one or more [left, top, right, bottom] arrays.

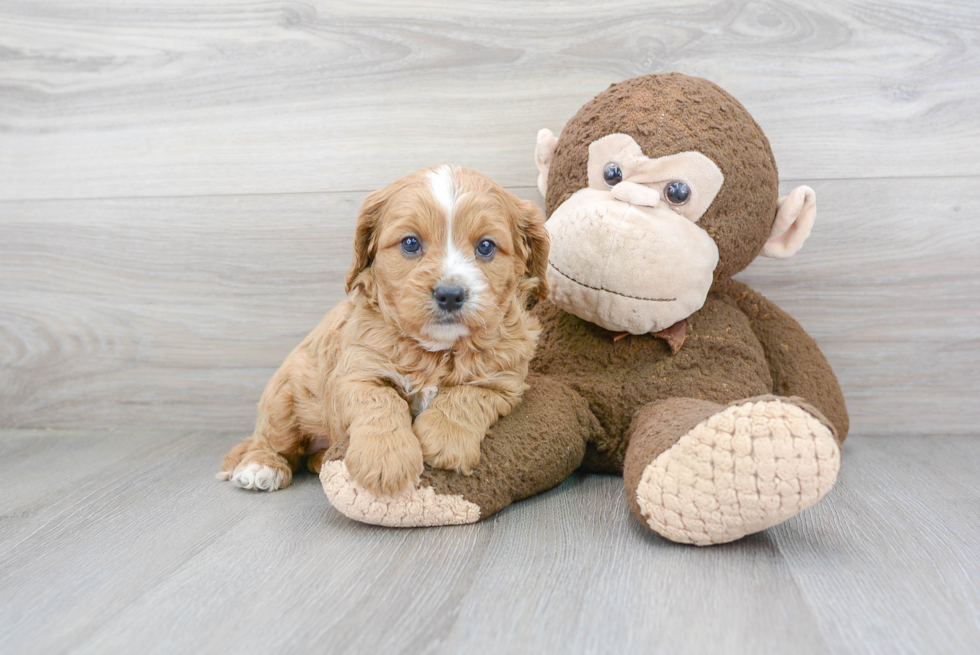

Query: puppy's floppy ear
[[345, 186, 389, 293], [514, 198, 551, 301]]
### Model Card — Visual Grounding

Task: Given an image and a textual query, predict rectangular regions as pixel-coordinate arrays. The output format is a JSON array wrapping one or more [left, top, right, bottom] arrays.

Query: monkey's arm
[[723, 278, 849, 443], [413, 384, 516, 475], [318, 374, 599, 526]]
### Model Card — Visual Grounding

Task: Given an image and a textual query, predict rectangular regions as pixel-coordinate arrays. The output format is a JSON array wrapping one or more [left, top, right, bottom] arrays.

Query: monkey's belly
[[529, 297, 773, 471]]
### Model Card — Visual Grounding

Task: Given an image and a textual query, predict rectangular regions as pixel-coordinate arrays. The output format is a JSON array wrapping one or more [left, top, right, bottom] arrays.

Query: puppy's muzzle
[[433, 285, 467, 313]]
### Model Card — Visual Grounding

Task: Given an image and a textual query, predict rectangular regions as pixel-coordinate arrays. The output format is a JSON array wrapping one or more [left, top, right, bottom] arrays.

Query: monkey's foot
[[320, 460, 480, 527], [634, 398, 840, 546]]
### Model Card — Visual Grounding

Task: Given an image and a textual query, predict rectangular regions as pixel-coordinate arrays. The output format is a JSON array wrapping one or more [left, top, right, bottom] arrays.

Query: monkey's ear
[[762, 185, 816, 259], [535, 128, 559, 198], [345, 187, 388, 293], [515, 199, 551, 301]]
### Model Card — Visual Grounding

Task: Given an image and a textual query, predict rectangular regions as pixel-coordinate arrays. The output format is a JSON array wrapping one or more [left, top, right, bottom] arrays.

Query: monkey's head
[[535, 73, 816, 335]]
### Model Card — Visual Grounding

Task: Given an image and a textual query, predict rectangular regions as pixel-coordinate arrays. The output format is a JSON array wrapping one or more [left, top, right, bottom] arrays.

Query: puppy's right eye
[[400, 236, 421, 255]]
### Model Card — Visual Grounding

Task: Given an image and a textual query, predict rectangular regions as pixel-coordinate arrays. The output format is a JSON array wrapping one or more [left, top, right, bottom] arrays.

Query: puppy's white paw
[[231, 462, 287, 492]]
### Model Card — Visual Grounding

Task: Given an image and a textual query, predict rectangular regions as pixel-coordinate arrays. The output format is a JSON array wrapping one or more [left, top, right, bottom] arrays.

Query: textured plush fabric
[[323, 73, 849, 544], [545, 187, 720, 334], [623, 397, 725, 524], [629, 397, 840, 545], [321, 460, 481, 527], [764, 186, 817, 259], [529, 293, 775, 472], [545, 72, 779, 281], [721, 279, 849, 444], [320, 375, 598, 518], [585, 134, 725, 222]]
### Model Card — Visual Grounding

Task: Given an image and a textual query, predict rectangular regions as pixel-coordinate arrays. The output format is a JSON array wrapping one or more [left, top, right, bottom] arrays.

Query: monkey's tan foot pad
[[635, 399, 840, 546], [320, 460, 481, 527]]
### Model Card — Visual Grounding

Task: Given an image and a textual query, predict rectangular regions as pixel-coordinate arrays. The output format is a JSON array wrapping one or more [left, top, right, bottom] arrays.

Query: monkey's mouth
[[548, 261, 676, 303]]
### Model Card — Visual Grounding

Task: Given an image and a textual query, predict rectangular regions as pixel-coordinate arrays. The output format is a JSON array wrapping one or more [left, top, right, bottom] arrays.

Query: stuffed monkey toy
[[320, 73, 848, 545]]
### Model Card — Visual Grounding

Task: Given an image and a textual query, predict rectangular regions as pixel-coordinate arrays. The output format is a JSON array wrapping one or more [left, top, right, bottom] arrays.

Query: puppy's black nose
[[433, 285, 466, 312]]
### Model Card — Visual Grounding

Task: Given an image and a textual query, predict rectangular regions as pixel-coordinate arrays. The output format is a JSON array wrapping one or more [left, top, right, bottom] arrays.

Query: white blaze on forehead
[[425, 165, 487, 299], [426, 165, 461, 217]]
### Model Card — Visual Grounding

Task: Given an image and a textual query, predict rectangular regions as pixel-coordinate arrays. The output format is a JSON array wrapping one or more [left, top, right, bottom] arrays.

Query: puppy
[[218, 165, 550, 497]]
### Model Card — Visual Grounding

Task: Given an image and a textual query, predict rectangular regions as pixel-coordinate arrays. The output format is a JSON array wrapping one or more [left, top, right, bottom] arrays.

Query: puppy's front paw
[[414, 409, 483, 475], [345, 429, 423, 498], [225, 450, 292, 492]]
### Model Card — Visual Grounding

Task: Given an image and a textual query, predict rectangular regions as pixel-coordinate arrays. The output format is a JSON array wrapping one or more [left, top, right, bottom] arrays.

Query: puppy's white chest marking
[[418, 338, 455, 352], [375, 369, 438, 417], [418, 323, 470, 352], [410, 385, 438, 417]]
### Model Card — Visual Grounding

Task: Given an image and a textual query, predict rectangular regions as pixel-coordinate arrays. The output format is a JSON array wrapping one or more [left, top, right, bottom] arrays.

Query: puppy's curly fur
[[218, 166, 550, 497]]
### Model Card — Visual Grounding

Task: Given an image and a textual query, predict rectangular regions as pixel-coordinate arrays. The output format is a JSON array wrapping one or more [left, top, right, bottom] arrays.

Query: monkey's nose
[[433, 285, 466, 312], [611, 181, 661, 207]]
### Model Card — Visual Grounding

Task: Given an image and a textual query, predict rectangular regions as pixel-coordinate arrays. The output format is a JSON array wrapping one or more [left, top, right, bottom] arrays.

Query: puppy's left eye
[[401, 236, 421, 255], [476, 239, 496, 258]]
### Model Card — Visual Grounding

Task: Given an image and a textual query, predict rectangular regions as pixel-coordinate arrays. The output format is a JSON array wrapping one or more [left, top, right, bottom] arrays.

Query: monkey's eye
[[603, 163, 623, 187], [664, 181, 691, 205], [400, 236, 421, 255], [476, 239, 496, 258]]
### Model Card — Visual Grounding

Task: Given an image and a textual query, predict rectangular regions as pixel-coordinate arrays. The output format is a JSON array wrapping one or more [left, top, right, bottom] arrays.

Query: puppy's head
[[346, 165, 549, 351]]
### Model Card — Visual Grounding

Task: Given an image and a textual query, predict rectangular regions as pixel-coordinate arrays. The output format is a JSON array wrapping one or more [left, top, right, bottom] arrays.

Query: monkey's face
[[544, 134, 725, 335]]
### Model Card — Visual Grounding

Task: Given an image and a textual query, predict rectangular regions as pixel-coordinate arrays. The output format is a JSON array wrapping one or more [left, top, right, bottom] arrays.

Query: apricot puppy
[[218, 165, 550, 497]]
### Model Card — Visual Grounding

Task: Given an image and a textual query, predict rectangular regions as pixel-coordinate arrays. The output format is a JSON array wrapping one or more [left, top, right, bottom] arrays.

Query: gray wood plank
[[2, 0, 977, 652], [0, 430, 828, 655], [0, 429, 174, 534], [739, 177, 980, 437], [3, 178, 978, 436], [772, 435, 980, 655], [436, 477, 831, 655], [0, 430, 263, 653], [2, 0, 979, 200], [0, 430, 978, 654], [0, 192, 358, 433]]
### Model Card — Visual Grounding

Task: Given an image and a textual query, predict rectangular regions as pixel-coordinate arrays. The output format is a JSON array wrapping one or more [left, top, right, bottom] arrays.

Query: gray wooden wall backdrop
[[1, 0, 978, 437]]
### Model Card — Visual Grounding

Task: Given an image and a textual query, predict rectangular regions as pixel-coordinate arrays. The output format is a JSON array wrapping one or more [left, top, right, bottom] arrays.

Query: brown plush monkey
[[320, 73, 848, 545]]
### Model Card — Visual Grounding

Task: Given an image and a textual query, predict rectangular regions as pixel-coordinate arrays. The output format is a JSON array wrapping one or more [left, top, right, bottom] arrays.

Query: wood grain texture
[[771, 436, 980, 655], [0, 429, 977, 654], [1, 0, 979, 200], [3, 179, 978, 435], [2, 3, 978, 654]]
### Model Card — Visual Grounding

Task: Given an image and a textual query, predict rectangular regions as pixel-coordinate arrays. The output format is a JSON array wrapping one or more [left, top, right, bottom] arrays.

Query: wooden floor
[[2, 1, 980, 653], [0, 430, 977, 654]]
